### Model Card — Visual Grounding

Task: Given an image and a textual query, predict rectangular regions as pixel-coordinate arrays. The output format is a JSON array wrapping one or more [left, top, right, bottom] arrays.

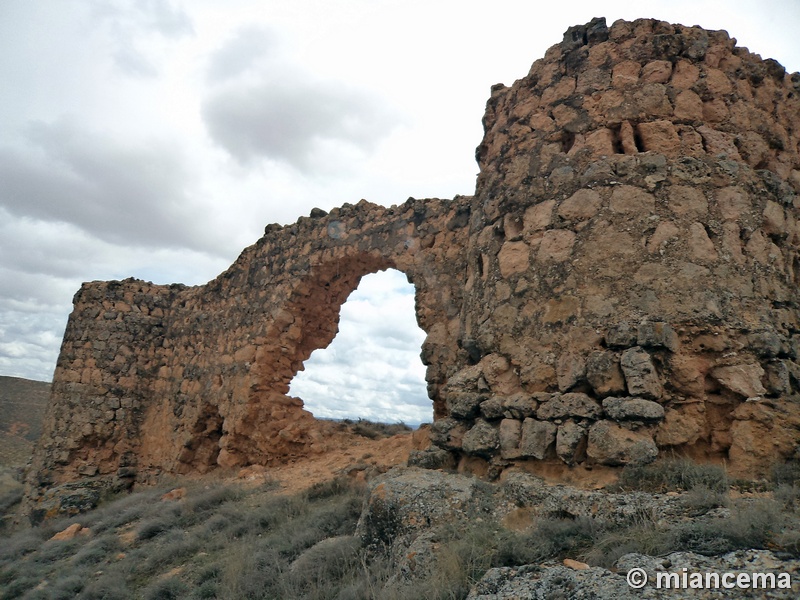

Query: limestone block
[[430, 418, 468, 451], [641, 60, 672, 83], [619, 120, 637, 154], [583, 128, 615, 156], [762, 201, 786, 236], [602, 397, 665, 421], [637, 322, 678, 351], [638, 120, 680, 155], [609, 185, 655, 214], [620, 347, 663, 399], [586, 351, 626, 397], [668, 185, 708, 217], [499, 419, 523, 459], [537, 229, 576, 263], [655, 404, 705, 446], [747, 332, 782, 358], [688, 222, 718, 262], [697, 126, 740, 159], [557, 189, 603, 222], [673, 90, 704, 121], [716, 186, 751, 221], [498, 241, 531, 277], [537, 392, 602, 420], [763, 361, 791, 396], [721, 222, 746, 264], [647, 221, 680, 253], [612, 60, 640, 87], [702, 98, 729, 122], [519, 419, 557, 459], [605, 323, 637, 349], [447, 390, 484, 421], [634, 83, 673, 117], [542, 296, 580, 323], [587, 420, 658, 466], [728, 404, 800, 478], [667, 354, 706, 397], [524, 200, 556, 233], [501, 393, 541, 419], [462, 420, 500, 458], [670, 60, 700, 89], [556, 421, 588, 465], [710, 363, 767, 398], [479, 397, 504, 420], [556, 353, 587, 392]]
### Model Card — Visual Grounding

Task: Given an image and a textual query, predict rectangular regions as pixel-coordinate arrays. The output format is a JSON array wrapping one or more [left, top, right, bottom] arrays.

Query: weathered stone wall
[[438, 17, 800, 478], [27, 18, 800, 511], [27, 198, 471, 505]]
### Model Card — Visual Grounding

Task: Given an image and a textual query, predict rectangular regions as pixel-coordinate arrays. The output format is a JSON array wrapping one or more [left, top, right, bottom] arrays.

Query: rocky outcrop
[[26, 17, 800, 515], [469, 550, 800, 599], [356, 468, 800, 598]]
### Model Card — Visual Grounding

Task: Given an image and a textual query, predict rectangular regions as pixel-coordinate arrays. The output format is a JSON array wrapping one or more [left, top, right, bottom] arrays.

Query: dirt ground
[[236, 425, 421, 494]]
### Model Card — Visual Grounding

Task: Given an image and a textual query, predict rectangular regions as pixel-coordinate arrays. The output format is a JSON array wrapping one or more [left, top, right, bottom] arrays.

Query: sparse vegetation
[[612, 457, 729, 493], [2, 461, 800, 599], [339, 419, 412, 441]]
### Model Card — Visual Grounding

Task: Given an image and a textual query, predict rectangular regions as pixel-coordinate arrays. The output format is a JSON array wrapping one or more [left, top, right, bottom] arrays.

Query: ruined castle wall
[[28, 198, 470, 500], [435, 18, 800, 478], [27, 19, 800, 513], [28, 279, 182, 492]]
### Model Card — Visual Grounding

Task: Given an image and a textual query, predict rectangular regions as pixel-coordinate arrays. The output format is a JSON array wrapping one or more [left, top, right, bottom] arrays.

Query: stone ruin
[[26, 17, 800, 514]]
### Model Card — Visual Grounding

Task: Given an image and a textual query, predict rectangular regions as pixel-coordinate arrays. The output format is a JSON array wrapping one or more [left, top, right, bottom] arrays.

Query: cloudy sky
[[1, 0, 798, 425]]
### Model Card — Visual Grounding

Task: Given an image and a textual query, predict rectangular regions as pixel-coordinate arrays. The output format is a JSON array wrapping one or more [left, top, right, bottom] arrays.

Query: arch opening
[[289, 268, 431, 427]]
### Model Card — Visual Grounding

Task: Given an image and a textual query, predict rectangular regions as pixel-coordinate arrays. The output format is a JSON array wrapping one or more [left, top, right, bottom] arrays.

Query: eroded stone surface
[[27, 17, 800, 515]]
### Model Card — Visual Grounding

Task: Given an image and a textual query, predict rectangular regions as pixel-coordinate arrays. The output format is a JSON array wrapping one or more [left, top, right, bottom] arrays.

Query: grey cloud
[[0, 265, 78, 312], [0, 264, 72, 380], [88, 0, 193, 76], [0, 119, 226, 255], [202, 76, 399, 171], [0, 213, 112, 279], [206, 26, 277, 83], [90, 0, 193, 38], [0, 307, 64, 381]]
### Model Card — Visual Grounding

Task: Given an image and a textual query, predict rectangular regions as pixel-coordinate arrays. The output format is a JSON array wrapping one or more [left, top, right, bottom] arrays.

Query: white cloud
[[89, 0, 194, 77], [0, 119, 231, 255], [205, 25, 278, 83], [290, 269, 430, 425], [202, 69, 401, 172]]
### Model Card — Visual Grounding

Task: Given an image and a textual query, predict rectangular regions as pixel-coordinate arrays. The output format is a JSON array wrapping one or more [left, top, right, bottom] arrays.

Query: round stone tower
[[430, 17, 800, 478]]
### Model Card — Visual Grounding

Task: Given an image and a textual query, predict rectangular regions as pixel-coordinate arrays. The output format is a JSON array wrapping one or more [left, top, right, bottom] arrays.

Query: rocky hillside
[[1, 460, 799, 598], [0, 376, 49, 468]]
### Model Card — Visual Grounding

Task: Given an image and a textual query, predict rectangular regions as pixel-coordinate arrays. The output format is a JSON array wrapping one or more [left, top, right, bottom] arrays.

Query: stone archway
[[289, 268, 429, 424], [27, 197, 470, 493], [214, 252, 407, 468]]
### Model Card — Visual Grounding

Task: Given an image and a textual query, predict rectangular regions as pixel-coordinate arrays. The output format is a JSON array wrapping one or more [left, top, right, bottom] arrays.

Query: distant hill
[[0, 376, 50, 467]]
